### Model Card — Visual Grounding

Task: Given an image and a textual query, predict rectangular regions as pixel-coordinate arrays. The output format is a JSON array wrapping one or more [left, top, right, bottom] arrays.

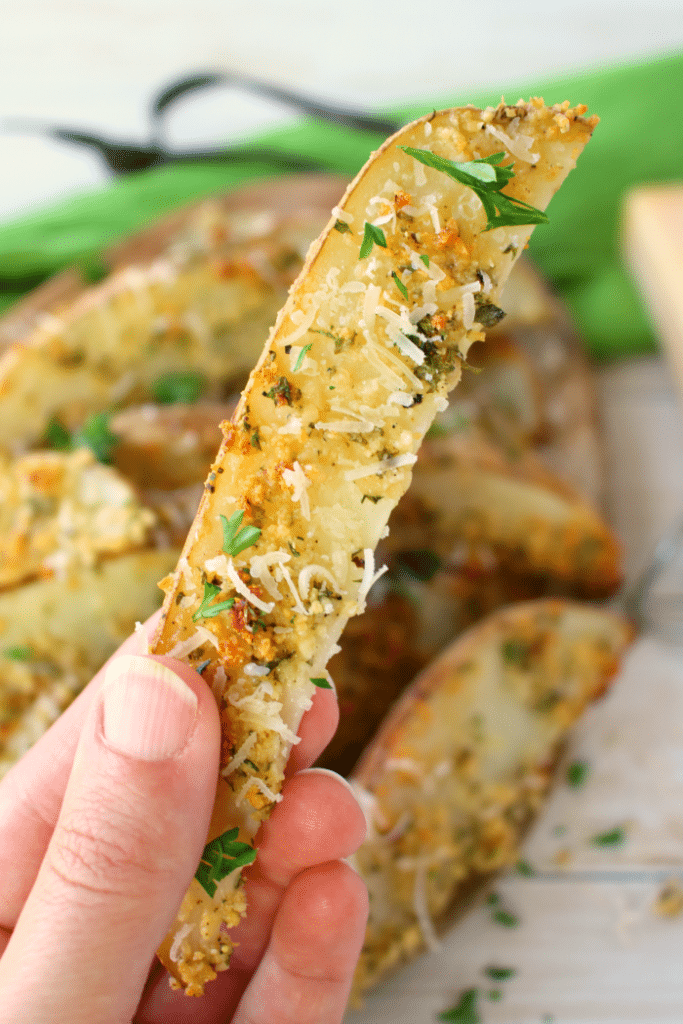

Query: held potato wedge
[[349, 599, 633, 997], [149, 99, 597, 994]]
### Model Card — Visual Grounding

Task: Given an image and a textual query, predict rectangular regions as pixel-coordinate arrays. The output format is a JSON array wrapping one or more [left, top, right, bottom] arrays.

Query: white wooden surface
[[3, 4, 683, 1020]]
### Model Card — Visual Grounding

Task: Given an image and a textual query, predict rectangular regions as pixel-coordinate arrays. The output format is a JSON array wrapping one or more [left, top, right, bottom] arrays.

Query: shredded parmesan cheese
[[221, 732, 258, 777], [282, 461, 311, 520], [344, 453, 418, 481], [225, 559, 275, 614]]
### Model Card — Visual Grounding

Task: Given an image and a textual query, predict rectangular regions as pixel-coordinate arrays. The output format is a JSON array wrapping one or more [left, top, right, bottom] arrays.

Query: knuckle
[[47, 797, 157, 899]]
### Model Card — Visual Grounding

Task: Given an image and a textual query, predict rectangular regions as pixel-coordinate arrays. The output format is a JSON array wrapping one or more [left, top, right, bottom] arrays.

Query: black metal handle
[[3, 72, 401, 177], [151, 70, 401, 140]]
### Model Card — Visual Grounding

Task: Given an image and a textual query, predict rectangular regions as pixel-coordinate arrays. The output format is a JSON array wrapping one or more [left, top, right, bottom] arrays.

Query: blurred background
[[1, 0, 682, 219], [3, 4, 683, 1023]]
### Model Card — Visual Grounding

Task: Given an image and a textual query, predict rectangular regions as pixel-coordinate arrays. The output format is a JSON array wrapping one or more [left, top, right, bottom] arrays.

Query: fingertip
[[287, 684, 339, 775]]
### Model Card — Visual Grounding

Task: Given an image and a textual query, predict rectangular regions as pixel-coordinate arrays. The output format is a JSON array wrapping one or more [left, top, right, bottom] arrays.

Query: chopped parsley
[[501, 638, 532, 668], [310, 677, 332, 689], [567, 760, 590, 788], [474, 297, 506, 327], [195, 827, 257, 897], [333, 218, 352, 233], [220, 510, 261, 557], [45, 416, 73, 451], [3, 646, 34, 661], [73, 412, 119, 464], [45, 412, 120, 464], [438, 988, 480, 1023], [392, 271, 409, 301], [419, 253, 430, 266], [590, 825, 626, 847], [264, 375, 297, 406], [293, 343, 312, 372], [484, 966, 516, 981], [192, 581, 235, 622], [359, 221, 387, 259], [516, 858, 536, 877], [400, 147, 549, 231], [492, 909, 519, 928], [152, 370, 205, 404]]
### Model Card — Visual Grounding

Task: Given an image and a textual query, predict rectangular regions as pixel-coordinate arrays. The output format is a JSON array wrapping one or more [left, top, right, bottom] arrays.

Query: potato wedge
[[388, 422, 621, 594], [0, 548, 178, 778], [149, 100, 597, 994], [0, 448, 157, 590], [110, 402, 232, 491], [0, 212, 327, 453], [349, 599, 633, 997]]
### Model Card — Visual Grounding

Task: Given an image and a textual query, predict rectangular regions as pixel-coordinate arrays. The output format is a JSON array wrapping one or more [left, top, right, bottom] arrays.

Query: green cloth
[[1, 49, 681, 359]]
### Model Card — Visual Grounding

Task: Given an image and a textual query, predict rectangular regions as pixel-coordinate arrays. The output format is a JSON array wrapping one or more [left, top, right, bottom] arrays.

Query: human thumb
[[0, 654, 221, 1024]]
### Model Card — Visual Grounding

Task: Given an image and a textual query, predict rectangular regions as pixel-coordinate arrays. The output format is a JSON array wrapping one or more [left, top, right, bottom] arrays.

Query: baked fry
[[149, 100, 598, 993]]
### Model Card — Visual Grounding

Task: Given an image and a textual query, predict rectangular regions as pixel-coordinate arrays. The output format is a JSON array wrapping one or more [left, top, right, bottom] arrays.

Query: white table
[[3, 4, 683, 1020]]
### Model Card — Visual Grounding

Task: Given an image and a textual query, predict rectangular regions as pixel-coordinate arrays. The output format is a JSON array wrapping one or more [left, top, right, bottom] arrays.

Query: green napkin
[[1, 49, 681, 359]]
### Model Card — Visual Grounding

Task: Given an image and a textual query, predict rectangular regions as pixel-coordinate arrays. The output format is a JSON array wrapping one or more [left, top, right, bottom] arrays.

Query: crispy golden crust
[[350, 599, 632, 997], [148, 99, 597, 993]]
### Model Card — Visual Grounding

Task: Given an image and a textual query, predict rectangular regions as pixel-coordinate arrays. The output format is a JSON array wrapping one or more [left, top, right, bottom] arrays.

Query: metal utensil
[[3, 70, 402, 176]]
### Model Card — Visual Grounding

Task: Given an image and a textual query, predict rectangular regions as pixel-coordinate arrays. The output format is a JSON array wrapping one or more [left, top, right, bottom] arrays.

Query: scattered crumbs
[[516, 858, 536, 877], [566, 759, 590, 788], [493, 909, 519, 928], [653, 878, 683, 918], [552, 847, 573, 868], [484, 966, 515, 981], [438, 987, 480, 1023], [590, 826, 626, 848]]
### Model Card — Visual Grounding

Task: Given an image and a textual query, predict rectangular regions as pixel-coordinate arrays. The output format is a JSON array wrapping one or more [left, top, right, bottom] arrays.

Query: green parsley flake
[[492, 909, 519, 928], [516, 858, 536, 877], [392, 271, 409, 301], [74, 411, 120, 464], [359, 221, 387, 259], [153, 370, 206, 404], [419, 253, 430, 266], [220, 510, 262, 557], [567, 760, 590, 788], [192, 581, 235, 622], [590, 825, 626, 847], [195, 827, 257, 897], [333, 218, 352, 233], [3, 646, 34, 662], [484, 966, 516, 981], [400, 147, 549, 232], [439, 988, 480, 1024], [310, 677, 332, 689], [45, 416, 73, 451], [293, 343, 312, 372]]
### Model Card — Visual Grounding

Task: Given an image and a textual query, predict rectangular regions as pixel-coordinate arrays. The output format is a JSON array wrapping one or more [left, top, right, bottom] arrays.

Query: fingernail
[[101, 655, 198, 761]]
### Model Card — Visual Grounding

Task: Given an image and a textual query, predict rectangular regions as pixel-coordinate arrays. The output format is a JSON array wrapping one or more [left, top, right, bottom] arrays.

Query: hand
[[0, 615, 368, 1024]]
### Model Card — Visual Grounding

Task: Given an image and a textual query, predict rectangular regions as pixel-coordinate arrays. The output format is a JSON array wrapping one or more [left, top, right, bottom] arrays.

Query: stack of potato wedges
[[0, 174, 632, 995]]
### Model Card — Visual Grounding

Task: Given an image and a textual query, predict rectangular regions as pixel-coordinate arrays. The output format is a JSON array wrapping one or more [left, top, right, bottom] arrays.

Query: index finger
[[0, 613, 158, 931]]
